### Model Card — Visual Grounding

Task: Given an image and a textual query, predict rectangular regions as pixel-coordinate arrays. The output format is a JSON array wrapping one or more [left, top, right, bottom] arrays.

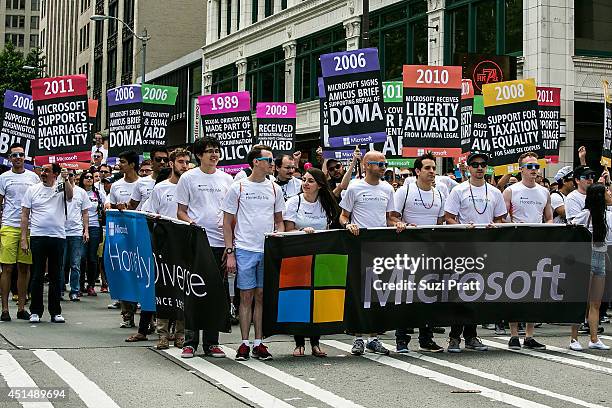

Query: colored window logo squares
[[277, 254, 348, 324]]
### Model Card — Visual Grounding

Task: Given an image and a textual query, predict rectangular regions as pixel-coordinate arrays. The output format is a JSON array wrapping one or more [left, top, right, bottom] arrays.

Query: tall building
[[1, 0, 41, 51], [199, 0, 612, 173], [39, 0, 79, 77]]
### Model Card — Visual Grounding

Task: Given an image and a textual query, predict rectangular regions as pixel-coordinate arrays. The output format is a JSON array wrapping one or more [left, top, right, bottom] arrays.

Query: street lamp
[[90, 14, 150, 84], [22, 65, 47, 77]]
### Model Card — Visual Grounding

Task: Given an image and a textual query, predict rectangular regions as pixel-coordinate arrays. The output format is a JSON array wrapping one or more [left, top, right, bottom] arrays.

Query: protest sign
[[602, 81, 611, 167], [537, 87, 561, 163], [199, 91, 254, 175], [256, 102, 296, 156], [1, 90, 35, 162], [402, 65, 462, 157], [460, 79, 474, 155], [31, 75, 90, 158], [141, 84, 178, 151], [483, 79, 543, 174], [469, 95, 490, 157], [369, 81, 406, 167], [318, 77, 330, 148], [88, 99, 99, 137], [107, 85, 142, 157], [320, 48, 386, 147]]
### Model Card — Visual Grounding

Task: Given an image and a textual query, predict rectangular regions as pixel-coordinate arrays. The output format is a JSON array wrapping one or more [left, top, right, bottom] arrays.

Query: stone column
[[231, 0, 239, 33], [239, 0, 251, 30], [427, 0, 444, 66], [273, 0, 282, 14], [343, 16, 361, 51], [257, 0, 265, 22], [220, 0, 228, 38], [203, 71, 213, 95], [283, 40, 297, 102], [207, 0, 219, 44], [236, 58, 248, 91]]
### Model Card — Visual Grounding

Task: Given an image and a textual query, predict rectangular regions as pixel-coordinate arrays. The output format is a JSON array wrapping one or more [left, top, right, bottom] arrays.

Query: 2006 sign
[[11, 94, 33, 111], [333, 52, 366, 71]]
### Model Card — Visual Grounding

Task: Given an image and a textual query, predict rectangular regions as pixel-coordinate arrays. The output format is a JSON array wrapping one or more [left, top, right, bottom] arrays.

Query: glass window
[[107, 49, 117, 82], [505, 0, 522, 54], [245, 48, 285, 109], [122, 38, 133, 75], [108, 2, 118, 35], [448, 7, 469, 57], [412, 18, 428, 65], [31, 0, 39, 11], [575, 0, 612, 55], [211, 64, 238, 94], [383, 27, 406, 80], [475, 1, 496, 54], [30, 16, 38, 29], [124, 0, 134, 24], [30, 33, 38, 48]]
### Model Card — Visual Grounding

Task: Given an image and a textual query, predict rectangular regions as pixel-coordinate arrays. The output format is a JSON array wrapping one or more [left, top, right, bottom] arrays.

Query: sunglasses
[[521, 163, 540, 170], [84, 175, 94, 180], [93, 155, 102, 159], [41, 168, 53, 174], [367, 161, 388, 168], [204, 148, 221, 154], [99, 170, 110, 174], [400, 174, 410, 179], [68, 173, 75, 177], [255, 157, 274, 164], [580, 174, 596, 180], [469, 162, 487, 169], [9, 152, 25, 158], [154, 157, 169, 163], [328, 163, 342, 171]]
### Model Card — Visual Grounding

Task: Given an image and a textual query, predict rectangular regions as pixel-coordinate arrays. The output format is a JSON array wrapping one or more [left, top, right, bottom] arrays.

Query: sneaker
[[396, 339, 410, 353], [601, 316, 610, 324], [174, 337, 185, 349], [588, 339, 610, 350], [252, 344, 272, 360], [508, 336, 521, 350], [235, 343, 250, 361], [523, 337, 546, 350], [120, 319, 135, 328], [69, 293, 80, 302], [87, 286, 97, 296], [51, 314, 65, 323], [100, 285, 109, 293], [156, 337, 169, 350], [366, 338, 390, 355], [107, 301, 120, 309], [181, 346, 195, 358], [465, 337, 488, 351], [351, 338, 365, 356], [569, 339, 583, 351], [205, 345, 226, 358], [419, 340, 444, 353], [578, 323, 590, 334], [0, 311, 10, 322], [447, 338, 461, 353], [16, 310, 30, 320], [494, 323, 506, 335], [29, 313, 40, 323], [517, 323, 526, 336]]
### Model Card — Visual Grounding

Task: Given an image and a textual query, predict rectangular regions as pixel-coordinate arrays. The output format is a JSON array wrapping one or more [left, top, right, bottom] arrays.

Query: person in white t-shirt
[[62, 171, 92, 302], [503, 152, 553, 351], [274, 154, 303, 200], [566, 166, 596, 223], [91, 133, 108, 164], [222, 145, 285, 361], [444, 153, 506, 353], [339, 150, 406, 356], [392, 152, 445, 354], [0, 143, 40, 322], [551, 166, 575, 224], [21, 163, 73, 324], [129, 148, 169, 210]]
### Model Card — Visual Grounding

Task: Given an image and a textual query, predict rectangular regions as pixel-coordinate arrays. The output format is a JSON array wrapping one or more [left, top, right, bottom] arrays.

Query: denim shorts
[[236, 248, 265, 290], [591, 250, 606, 276]]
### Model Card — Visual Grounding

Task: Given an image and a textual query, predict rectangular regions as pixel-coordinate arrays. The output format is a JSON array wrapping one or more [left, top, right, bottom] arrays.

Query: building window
[[246, 48, 285, 109], [31, 0, 39, 11], [295, 26, 346, 103], [252, 0, 257, 23], [30, 33, 38, 47], [123, 0, 134, 24], [5, 15, 25, 28], [5, 33, 24, 47], [576, 0, 612, 56], [30, 15, 38, 29], [94, 20, 103, 45], [6, 0, 25, 10], [93, 56, 103, 90], [107, 48, 117, 85], [444, 0, 523, 64], [122, 37, 133, 80], [211, 64, 238, 94], [108, 1, 118, 36], [264, 0, 272, 17]]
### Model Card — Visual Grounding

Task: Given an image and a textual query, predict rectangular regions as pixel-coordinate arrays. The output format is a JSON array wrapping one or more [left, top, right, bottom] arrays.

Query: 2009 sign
[[333, 53, 366, 71], [265, 104, 288, 116]]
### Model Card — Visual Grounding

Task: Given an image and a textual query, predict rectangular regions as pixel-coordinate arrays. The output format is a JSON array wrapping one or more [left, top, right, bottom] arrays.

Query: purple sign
[[1, 90, 35, 161], [3, 90, 33, 115], [320, 48, 380, 77], [107, 85, 142, 106]]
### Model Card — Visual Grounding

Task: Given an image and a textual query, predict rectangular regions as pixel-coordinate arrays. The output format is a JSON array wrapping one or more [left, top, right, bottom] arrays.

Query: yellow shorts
[[97, 229, 105, 258], [0, 226, 32, 265]]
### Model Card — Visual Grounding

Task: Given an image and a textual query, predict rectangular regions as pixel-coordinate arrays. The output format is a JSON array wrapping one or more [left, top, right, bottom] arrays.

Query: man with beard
[[274, 154, 302, 200], [129, 148, 169, 210], [551, 166, 575, 224], [327, 149, 362, 200], [565, 165, 596, 223]]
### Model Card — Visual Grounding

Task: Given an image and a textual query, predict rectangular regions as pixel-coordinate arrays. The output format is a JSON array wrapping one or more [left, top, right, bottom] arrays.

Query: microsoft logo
[[277, 254, 348, 323]]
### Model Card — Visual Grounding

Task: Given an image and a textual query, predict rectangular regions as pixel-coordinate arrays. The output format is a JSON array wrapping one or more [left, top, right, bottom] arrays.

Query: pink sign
[[198, 91, 251, 115], [256, 102, 296, 119]]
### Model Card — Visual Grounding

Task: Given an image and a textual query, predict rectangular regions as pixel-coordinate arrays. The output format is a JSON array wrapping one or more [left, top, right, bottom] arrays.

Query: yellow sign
[[483, 79, 537, 107], [493, 158, 548, 176], [601, 157, 611, 167]]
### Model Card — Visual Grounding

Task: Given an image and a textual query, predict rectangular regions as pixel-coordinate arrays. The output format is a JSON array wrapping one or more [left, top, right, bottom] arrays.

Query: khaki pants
[[157, 318, 184, 339]]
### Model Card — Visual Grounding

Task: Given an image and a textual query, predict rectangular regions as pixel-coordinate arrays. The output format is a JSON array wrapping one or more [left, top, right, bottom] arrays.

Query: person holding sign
[[444, 152, 507, 353], [339, 150, 406, 356]]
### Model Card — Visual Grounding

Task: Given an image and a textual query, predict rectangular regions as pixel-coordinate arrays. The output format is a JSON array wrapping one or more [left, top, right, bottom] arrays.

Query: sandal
[[292, 346, 305, 357], [125, 333, 147, 342], [311, 345, 327, 357]]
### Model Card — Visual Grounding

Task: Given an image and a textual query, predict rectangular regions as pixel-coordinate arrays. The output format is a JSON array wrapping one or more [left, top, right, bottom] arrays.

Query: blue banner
[[104, 210, 155, 311]]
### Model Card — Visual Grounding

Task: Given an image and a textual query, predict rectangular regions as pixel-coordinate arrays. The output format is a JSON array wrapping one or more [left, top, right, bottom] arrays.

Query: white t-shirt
[[444, 181, 506, 224], [394, 183, 445, 225], [275, 177, 302, 200], [565, 190, 586, 223], [234, 170, 275, 183], [340, 179, 395, 228], [107, 177, 138, 206], [0, 169, 40, 228], [436, 175, 458, 192], [406, 177, 449, 198], [221, 178, 285, 252], [22, 182, 69, 238], [65, 186, 92, 236], [175, 167, 233, 247], [283, 194, 328, 231], [130, 175, 155, 210], [550, 191, 566, 224], [91, 145, 108, 163], [507, 182, 549, 223], [85, 188, 106, 228], [147, 180, 178, 218]]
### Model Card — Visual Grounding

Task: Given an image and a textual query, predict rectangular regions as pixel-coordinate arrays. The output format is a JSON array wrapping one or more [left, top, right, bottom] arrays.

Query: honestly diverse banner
[[602, 81, 611, 167], [1, 90, 35, 161], [31, 75, 90, 157], [263, 226, 591, 337], [402, 65, 462, 157], [256, 102, 296, 156], [370, 81, 407, 167], [537, 87, 561, 162], [199, 91, 254, 174], [460, 79, 474, 155], [320, 48, 387, 147]]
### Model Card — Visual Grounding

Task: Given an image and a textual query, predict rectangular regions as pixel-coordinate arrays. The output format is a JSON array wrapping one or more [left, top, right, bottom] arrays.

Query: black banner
[[537, 87, 561, 159], [470, 95, 490, 156], [263, 226, 591, 337], [107, 85, 142, 157]]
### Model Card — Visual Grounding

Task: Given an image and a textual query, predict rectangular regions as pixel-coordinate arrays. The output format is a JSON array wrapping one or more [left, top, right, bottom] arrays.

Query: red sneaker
[[252, 344, 272, 360], [204, 345, 226, 358], [235, 343, 250, 361], [100, 285, 109, 293], [87, 286, 97, 296]]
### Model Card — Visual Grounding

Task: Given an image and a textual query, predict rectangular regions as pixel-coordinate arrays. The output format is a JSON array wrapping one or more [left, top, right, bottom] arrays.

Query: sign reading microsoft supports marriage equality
[[1, 90, 35, 161], [320, 48, 387, 147], [263, 226, 591, 337], [537, 87, 561, 163]]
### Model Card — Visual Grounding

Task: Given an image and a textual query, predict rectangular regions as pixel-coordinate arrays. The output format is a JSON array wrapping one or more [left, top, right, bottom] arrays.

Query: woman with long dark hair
[[79, 170, 106, 296], [569, 183, 611, 350], [283, 167, 340, 357]]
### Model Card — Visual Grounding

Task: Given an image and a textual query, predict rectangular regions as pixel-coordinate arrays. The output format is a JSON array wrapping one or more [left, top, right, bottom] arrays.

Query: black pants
[[138, 311, 155, 336], [449, 324, 477, 341], [30, 236, 65, 317], [396, 327, 433, 346], [295, 336, 320, 347]]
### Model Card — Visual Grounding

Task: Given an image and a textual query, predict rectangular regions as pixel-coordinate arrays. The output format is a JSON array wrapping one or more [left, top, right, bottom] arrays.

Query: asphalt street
[[0, 290, 611, 408]]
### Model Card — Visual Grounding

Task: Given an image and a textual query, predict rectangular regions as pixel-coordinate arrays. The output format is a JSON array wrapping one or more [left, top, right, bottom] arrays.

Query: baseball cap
[[467, 152, 489, 164], [573, 165, 596, 180], [554, 166, 574, 182]]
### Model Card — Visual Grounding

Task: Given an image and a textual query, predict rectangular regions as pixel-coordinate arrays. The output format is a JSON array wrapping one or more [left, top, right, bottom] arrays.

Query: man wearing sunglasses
[[565, 165, 596, 223], [129, 148, 168, 210], [503, 152, 553, 350], [444, 152, 507, 353], [0, 143, 41, 321], [551, 166, 575, 224]]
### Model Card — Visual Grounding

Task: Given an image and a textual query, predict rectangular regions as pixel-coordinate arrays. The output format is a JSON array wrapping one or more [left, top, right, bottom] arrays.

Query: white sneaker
[[29, 313, 40, 323], [51, 314, 65, 323], [569, 339, 583, 351], [588, 339, 610, 350]]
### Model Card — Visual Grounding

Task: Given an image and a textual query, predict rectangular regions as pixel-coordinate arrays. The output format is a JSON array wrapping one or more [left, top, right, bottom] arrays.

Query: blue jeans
[[82, 227, 101, 286], [63, 236, 84, 295]]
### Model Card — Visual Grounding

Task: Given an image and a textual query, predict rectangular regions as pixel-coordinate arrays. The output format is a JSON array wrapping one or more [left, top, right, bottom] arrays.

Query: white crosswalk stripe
[[496, 336, 612, 365], [378, 341, 607, 408], [322, 340, 551, 408], [0, 350, 53, 408], [162, 348, 295, 408]]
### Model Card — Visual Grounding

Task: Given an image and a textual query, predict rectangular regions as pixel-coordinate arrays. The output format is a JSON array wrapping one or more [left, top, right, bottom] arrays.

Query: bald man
[[339, 150, 405, 356]]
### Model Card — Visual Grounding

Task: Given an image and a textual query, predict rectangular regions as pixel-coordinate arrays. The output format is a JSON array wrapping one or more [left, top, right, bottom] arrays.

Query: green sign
[[142, 84, 179, 105], [382, 81, 403, 103], [387, 158, 414, 168]]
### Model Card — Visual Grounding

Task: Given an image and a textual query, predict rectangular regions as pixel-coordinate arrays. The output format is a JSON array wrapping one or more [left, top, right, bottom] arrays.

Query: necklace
[[416, 182, 435, 209], [468, 181, 488, 215]]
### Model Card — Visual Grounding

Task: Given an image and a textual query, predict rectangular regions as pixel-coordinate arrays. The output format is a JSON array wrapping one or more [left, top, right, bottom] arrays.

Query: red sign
[[31, 75, 88, 101], [461, 79, 474, 100], [403, 65, 462, 89], [34, 151, 92, 166]]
